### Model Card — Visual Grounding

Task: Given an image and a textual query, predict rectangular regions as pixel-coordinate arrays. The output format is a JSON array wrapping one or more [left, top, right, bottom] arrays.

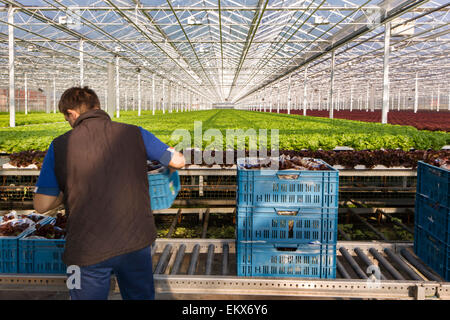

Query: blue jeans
[[68, 246, 155, 300]]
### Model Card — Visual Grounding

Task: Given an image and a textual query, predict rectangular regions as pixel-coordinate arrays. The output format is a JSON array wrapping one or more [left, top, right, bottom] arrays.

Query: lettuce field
[[0, 109, 449, 153]]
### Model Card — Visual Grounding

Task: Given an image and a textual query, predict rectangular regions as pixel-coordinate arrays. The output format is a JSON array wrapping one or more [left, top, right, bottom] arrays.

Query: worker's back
[[53, 109, 157, 267]]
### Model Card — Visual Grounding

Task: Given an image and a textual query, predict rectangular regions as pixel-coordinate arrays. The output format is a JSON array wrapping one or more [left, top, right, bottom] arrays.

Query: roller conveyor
[[0, 239, 449, 300]]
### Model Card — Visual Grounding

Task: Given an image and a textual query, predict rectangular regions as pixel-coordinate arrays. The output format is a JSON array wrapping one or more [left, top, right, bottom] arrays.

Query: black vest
[[53, 109, 157, 266]]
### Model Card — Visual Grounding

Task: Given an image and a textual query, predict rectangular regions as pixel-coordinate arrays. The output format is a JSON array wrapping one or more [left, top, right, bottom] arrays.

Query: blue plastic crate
[[414, 226, 449, 281], [236, 241, 336, 278], [415, 194, 450, 245], [0, 214, 51, 273], [18, 217, 66, 274], [237, 158, 339, 208], [148, 168, 181, 210], [417, 161, 449, 208], [236, 206, 337, 244]]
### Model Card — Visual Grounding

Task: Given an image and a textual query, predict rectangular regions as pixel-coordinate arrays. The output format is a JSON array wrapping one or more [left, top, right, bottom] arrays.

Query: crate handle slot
[[276, 210, 298, 216], [276, 174, 299, 180], [274, 246, 298, 252]]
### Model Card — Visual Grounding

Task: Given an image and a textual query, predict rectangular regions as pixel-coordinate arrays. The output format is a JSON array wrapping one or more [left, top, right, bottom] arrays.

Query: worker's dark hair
[[58, 86, 100, 115]]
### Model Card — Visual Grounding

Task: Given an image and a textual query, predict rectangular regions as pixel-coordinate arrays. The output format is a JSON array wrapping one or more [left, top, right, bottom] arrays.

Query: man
[[33, 86, 185, 300]]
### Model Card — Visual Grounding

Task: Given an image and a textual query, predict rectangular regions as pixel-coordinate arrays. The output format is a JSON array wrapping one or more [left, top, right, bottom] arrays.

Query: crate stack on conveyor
[[0, 213, 52, 273], [414, 161, 449, 281], [1, 166, 181, 275], [236, 157, 339, 278]]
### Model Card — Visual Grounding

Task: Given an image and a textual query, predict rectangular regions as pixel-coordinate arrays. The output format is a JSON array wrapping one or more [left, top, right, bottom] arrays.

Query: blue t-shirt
[[35, 127, 171, 196]]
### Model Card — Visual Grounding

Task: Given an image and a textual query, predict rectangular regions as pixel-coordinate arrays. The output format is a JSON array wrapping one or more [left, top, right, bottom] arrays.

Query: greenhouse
[[0, 0, 449, 301]]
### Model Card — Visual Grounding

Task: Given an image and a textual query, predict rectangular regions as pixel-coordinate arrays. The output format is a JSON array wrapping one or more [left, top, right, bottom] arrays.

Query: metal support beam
[[414, 73, 418, 113], [162, 79, 166, 114], [350, 85, 353, 112], [329, 51, 335, 119], [8, 5, 15, 127], [303, 68, 308, 116], [107, 62, 115, 118], [287, 76, 291, 115], [79, 39, 84, 87], [382, 22, 391, 124], [115, 56, 120, 118], [437, 86, 440, 112], [53, 75, 56, 113], [46, 83, 51, 114], [137, 72, 141, 116], [124, 90, 127, 111], [277, 84, 280, 113], [152, 74, 156, 115], [24, 73, 27, 115]]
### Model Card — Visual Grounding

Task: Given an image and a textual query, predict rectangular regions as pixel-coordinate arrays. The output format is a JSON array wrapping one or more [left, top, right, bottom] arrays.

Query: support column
[[162, 79, 166, 114], [24, 73, 28, 115], [8, 5, 15, 127], [115, 56, 120, 118], [46, 83, 51, 114], [350, 85, 353, 112], [370, 85, 375, 112], [414, 73, 418, 113], [437, 87, 440, 112], [152, 74, 156, 115], [125, 90, 128, 111], [303, 68, 308, 116], [53, 75, 56, 113], [80, 39, 84, 87], [366, 84, 369, 112], [287, 76, 292, 114], [277, 84, 280, 113], [403, 92, 406, 110], [107, 63, 115, 118], [337, 89, 340, 111], [269, 87, 272, 113], [329, 51, 335, 119], [381, 22, 391, 124], [168, 82, 172, 113], [259, 90, 263, 112], [104, 88, 108, 111], [318, 90, 322, 111], [132, 90, 135, 111], [137, 72, 141, 116]]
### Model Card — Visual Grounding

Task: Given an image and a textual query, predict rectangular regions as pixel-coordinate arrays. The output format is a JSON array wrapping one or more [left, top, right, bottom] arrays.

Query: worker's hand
[[168, 149, 186, 169], [43, 205, 64, 217]]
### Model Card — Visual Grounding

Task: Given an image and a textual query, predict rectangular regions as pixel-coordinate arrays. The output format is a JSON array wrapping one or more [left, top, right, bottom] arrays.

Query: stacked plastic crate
[[15, 168, 181, 275], [236, 158, 339, 278], [414, 161, 449, 281]]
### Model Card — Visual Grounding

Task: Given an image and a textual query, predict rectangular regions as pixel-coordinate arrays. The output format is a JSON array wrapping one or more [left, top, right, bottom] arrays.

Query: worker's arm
[[34, 142, 63, 215], [139, 127, 186, 169], [34, 192, 63, 214]]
